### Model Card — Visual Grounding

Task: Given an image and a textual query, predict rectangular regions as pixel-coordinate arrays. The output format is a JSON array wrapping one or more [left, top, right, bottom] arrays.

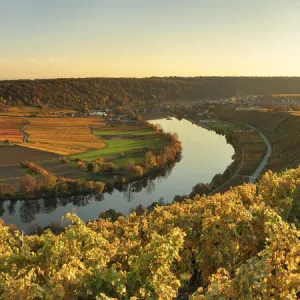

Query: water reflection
[[0, 166, 176, 224], [0, 118, 234, 232]]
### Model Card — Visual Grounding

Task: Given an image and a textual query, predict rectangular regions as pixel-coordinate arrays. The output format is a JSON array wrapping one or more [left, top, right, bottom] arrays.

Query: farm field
[[23, 117, 106, 155], [0, 116, 173, 194], [0, 145, 59, 166], [0, 116, 24, 143], [73, 134, 169, 163], [0, 145, 60, 191], [0, 105, 77, 117], [37, 160, 88, 179], [92, 128, 154, 136], [203, 121, 242, 134], [0, 165, 26, 191]]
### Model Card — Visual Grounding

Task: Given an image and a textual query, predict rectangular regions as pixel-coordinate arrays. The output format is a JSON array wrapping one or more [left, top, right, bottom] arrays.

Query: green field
[[73, 137, 169, 162], [93, 129, 154, 136], [204, 121, 242, 134]]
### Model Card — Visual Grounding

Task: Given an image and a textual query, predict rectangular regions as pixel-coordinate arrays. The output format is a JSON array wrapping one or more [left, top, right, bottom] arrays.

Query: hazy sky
[[1, 0, 300, 79]]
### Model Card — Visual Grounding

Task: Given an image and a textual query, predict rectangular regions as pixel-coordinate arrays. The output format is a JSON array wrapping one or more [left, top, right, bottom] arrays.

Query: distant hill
[[1, 77, 300, 110]]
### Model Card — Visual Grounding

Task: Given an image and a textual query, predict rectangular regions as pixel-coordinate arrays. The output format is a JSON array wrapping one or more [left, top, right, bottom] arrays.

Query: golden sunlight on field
[[23, 117, 105, 155], [0, 116, 24, 143]]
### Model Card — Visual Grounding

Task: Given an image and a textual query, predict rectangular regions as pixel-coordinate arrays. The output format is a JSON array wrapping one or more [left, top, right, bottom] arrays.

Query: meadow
[[92, 128, 154, 136], [73, 135, 168, 162]]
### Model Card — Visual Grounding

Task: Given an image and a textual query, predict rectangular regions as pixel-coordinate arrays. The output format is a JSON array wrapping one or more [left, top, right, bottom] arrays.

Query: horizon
[[1, 0, 300, 79], [2, 75, 300, 82]]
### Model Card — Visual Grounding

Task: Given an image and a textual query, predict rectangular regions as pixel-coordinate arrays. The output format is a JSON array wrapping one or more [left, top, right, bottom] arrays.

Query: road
[[247, 124, 272, 183], [202, 120, 272, 193]]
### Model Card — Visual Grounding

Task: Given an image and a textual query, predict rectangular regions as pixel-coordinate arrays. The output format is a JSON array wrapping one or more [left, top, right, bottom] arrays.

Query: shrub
[[77, 161, 86, 171], [101, 162, 116, 172], [59, 158, 68, 164]]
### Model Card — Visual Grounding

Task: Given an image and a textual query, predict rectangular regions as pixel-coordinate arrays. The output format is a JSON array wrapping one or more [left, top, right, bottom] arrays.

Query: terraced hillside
[[215, 108, 300, 171]]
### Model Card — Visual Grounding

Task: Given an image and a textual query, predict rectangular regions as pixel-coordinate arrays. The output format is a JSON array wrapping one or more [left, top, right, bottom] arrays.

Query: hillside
[[214, 108, 300, 172], [2, 77, 300, 109], [0, 166, 299, 299]]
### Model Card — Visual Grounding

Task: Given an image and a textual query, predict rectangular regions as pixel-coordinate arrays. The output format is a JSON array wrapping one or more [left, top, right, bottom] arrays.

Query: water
[[0, 118, 234, 232]]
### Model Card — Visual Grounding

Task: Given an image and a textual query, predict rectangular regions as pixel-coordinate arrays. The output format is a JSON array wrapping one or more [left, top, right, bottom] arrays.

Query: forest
[[2, 77, 300, 109]]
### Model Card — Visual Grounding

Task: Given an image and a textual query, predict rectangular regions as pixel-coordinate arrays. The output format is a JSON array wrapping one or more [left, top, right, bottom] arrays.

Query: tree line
[[2, 77, 300, 110]]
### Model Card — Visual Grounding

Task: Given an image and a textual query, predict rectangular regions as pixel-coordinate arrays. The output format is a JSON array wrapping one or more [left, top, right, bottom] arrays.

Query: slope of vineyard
[[0, 167, 299, 299], [215, 108, 300, 172]]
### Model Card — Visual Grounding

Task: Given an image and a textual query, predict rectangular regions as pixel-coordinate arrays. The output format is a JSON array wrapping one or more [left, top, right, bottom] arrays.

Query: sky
[[0, 0, 300, 79]]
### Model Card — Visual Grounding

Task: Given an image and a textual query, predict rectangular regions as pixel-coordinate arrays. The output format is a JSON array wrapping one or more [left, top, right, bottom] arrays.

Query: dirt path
[[20, 118, 29, 143]]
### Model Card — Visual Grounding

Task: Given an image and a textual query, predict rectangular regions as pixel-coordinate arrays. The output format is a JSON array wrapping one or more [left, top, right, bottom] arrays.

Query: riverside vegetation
[[0, 166, 299, 299], [0, 118, 181, 200]]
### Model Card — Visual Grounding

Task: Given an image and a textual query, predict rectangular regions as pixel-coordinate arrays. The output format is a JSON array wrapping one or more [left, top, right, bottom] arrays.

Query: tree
[[145, 151, 157, 168], [191, 183, 212, 197], [133, 165, 144, 177], [94, 182, 105, 193], [0, 183, 4, 198], [40, 173, 57, 192], [20, 175, 37, 194]]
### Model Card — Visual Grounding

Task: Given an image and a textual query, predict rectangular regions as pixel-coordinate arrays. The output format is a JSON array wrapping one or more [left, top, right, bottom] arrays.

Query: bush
[[77, 161, 86, 171], [101, 162, 116, 172], [59, 158, 68, 164]]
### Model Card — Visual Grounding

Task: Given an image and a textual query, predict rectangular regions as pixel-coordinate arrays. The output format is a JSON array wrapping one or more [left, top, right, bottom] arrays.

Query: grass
[[204, 121, 242, 134], [93, 129, 154, 136], [73, 137, 169, 161]]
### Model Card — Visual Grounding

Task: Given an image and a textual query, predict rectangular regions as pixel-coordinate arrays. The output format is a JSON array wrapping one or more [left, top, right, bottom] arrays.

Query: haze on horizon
[[1, 0, 300, 80]]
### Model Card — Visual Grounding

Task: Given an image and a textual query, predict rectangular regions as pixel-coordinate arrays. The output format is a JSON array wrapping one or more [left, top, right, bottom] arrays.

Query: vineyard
[[22, 117, 106, 155], [0, 166, 299, 299], [215, 108, 300, 172], [0, 116, 24, 144], [236, 131, 266, 176]]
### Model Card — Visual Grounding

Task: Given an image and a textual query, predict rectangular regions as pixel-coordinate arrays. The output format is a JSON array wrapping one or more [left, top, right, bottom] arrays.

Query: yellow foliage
[[22, 117, 105, 155], [0, 167, 300, 299]]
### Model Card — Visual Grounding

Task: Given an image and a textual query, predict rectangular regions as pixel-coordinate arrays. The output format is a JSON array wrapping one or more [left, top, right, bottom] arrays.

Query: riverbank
[[181, 116, 268, 197], [0, 117, 234, 232], [0, 119, 182, 201]]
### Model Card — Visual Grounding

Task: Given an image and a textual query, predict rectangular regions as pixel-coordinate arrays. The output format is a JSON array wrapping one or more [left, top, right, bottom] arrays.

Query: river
[[0, 118, 234, 232]]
